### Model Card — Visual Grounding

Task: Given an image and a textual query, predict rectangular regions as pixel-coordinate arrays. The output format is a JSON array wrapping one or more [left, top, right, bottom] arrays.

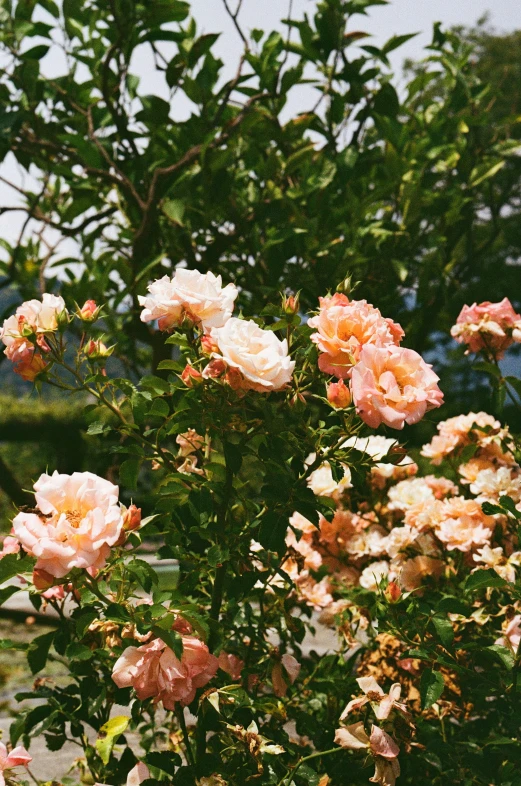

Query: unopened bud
[[386, 581, 401, 602], [77, 299, 101, 322], [123, 504, 142, 532], [201, 333, 219, 356], [201, 359, 226, 379], [282, 291, 300, 315], [327, 379, 351, 409], [33, 568, 55, 590], [85, 339, 113, 360], [181, 364, 203, 387]]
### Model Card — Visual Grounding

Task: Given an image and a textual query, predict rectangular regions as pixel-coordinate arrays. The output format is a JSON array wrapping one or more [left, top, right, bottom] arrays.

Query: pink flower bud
[[201, 332, 220, 355], [181, 364, 203, 387], [123, 504, 142, 532], [85, 339, 113, 360], [33, 568, 55, 590], [282, 292, 300, 315], [386, 581, 401, 602], [327, 379, 351, 408], [78, 299, 100, 322], [202, 359, 226, 379]]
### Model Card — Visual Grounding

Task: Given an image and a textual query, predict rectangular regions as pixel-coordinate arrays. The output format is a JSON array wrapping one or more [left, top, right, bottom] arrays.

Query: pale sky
[[1, 0, 520, 247]]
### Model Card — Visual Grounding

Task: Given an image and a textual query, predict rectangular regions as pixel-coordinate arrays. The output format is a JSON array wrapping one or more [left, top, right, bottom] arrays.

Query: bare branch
[[222, 0, 249, 49]]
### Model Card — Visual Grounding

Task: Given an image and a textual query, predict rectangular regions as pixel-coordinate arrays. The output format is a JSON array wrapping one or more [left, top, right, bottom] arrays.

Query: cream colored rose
[[12, 471, 125, 577], [139, 268, 238, 331], [205, 317, 295, 393]]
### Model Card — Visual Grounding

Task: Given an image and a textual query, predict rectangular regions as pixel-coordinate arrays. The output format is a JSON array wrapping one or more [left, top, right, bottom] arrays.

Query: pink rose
[[495, 614, 521, 651], [12, 471, 126, 578], [139, 269, 238, 331], [0, 535, 20, 559], [351, 345, 443, 430], [4, 338, 48, 380], [112, 636, 218, 709], [308, 294, 404, 379], [451, 298, 521, 357], [0, 742, 32, 785], [204, 318, 294, 393]]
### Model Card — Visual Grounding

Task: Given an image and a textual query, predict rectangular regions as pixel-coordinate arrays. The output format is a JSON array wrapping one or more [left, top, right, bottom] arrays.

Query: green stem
[[176, 706, 195, 767], [278, 747, 342, 786]]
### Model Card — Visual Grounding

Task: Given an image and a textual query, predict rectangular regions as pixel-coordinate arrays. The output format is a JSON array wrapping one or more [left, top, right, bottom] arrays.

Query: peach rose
[[396, 555, 444, 591], [139, 269, 238, 331], [308, 294, 404, 379], [451, 298, 521, 357], [112, 636, 218, 709], [218, 651, 244, 681], [12, 471, 125, 578], [204, 317, 294, 393], [327, 379, 351, 408], [435, 497, 494, 552], [495, 614, 521, 651], [0, 293, 67, 345], [421, 411, 509, 465], [351, 345, 443, 430]]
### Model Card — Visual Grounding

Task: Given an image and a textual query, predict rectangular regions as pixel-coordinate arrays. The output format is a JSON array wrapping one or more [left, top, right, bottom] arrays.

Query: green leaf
[[152, 625, 183, 658], [0, 553, 34, 583], [95, 715, 130, 765], [65, 642, 93, 661], [382, 32, 418, 54], [420, 669, 444, 709], [487, 644, 515, 670], [27, 631, 55, 674], [469, 159, 505, 187], [465, 568, 508, 592], [120, 458, 141, 491], [162, 198, 186, 226], [432, 616, 454, 648], [0, 585, 21, 606]]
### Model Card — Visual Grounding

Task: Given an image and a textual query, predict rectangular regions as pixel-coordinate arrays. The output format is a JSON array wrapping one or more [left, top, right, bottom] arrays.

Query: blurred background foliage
[[0, 0, 520, 525]]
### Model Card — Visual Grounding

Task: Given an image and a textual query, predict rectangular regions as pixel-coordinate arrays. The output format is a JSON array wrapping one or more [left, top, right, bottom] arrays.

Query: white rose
[[205, 317, 295, 393], [139, 268, 238, 331], [0, 294, 67, 345], [305, 453, 352, 497], [359, 560, 391, 591]]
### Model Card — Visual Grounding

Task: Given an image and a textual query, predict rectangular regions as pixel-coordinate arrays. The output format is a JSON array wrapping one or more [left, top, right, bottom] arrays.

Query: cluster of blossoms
[[139, 268, 295, 393], [451, 297, 521, 358], [283, 411, 521, 645], [309, 293, 443, 429]]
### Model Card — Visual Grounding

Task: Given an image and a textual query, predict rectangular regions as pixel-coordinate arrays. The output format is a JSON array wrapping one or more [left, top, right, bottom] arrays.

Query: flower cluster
[[309, 294, 443, 429], [285, 411, 521, 623], [451, 297, 521, 357]]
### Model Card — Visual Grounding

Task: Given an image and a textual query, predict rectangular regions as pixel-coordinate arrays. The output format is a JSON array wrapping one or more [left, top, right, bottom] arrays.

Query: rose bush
[[1, 280, 521, 786]]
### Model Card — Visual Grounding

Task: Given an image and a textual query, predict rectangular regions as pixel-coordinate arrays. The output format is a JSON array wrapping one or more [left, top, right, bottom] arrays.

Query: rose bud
[[84, 339, 113, 360], [386, 581, 401, 602], [33, 568, 55, 590], [181, 364, 203, 387], [123, 504, 142, 532], [327, 379, 351, 408], [77, 299, 101, 322], [201, 333, 219, 356], [201, 359, 226, 379], [282, 292, 300, 315]]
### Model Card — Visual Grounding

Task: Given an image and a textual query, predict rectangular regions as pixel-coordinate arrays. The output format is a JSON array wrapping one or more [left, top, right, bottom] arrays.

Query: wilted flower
[[272, 653, 301, 697], [112, 636, 218, 709], [340, 677, 408, 721]]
